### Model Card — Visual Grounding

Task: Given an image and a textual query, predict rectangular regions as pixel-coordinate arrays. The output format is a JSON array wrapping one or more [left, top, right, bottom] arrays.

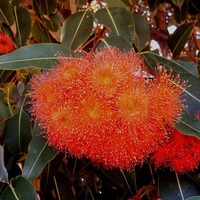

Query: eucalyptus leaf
[[61, 10, 93, 50], [0, 0, 15, 25], [168, 22, 195, 58], [0, 99, 11, 120], [171, 0, 184, 6], [14, 6, 31, 47], [95, 7, 134, 43], [141, 51, 198, 75], [4, 110, 32, 155], [180, 73, 200, 115], [32, 20, 57, 43], [105, 0, 131, 10], [0, 175, 37, 200], [0, 145, 9, 184], [0, 43, 71, 70], [97, 36, 133, 52], [133, 13, 150, 51], [186, 197, 200, 200], [40, 0, 57, 15], [0, 99, 11, 135], [22, 121, 57, 181], [175, 111, 200, 138]]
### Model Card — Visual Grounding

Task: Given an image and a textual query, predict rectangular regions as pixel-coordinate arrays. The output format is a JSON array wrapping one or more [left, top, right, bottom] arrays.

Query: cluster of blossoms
[[0, 33, 15, 55], [151, 113, 200, 173], [29, 47, 186, 171]]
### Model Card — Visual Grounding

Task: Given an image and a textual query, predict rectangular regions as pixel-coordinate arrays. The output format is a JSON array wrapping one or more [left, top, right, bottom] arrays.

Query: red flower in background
[[0, 33, 15, 55], [151, 127, 200, 173], [29, 47, 185, 170]]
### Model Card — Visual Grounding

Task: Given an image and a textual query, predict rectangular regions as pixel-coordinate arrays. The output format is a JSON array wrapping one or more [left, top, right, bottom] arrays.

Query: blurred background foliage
[[0, 0, 199, 199]]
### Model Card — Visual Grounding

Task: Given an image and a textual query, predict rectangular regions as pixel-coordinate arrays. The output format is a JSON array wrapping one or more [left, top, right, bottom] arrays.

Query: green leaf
[[0, 100, 11, 120], [4, 110, 31, 155], [0, 145, 9, 184], [22, 121, 57, 181], [0, 0, 15, 25], [176, 60, 198, 76], [175, 111, 200, 138], [141, 51, 198, 75], [174, 3, 187, 23], [97, 36, 133, 52], [14, 6, 31, 47], [61, 11, 93, 50], [168, 22, 195, 58], [1, 175, 37, 200], [171, 0, 184, 6], [186, 197, 200, 200], [95, 7, 134, 43], [133, 13, 150, 51], [0, 43, 71, 70], [105, 0, 132, 10], [31, 20, 57, 43], [43, 10, 62, 31], [11, 0, 23, 7], [0, 100, 11, 135], [40, 0, 57, 15], [180, 73, 200, 114]]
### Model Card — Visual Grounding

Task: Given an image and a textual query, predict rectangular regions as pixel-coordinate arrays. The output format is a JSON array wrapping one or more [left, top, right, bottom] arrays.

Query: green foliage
[[0, 0, 199, 199]]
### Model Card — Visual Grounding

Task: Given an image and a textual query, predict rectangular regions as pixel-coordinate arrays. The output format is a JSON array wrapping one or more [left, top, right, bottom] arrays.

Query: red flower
[[29, 47, 185, 170], [0, 33, 15, 55], [151, 128, 200, 173]]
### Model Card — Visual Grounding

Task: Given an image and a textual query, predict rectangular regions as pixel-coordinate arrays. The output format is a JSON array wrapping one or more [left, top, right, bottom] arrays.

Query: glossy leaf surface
[[97, 36, 133, 52], [22, 121, 57, 181], [168, 22, 195, 58], [133, 13, 150, 51], [1, 175, 37, 200], [95, 7, 134, 43], [4, 110, 31, 155], [61, 11, 93, 50], [0, 43, 71, 69], [176, 111, 200, 138]]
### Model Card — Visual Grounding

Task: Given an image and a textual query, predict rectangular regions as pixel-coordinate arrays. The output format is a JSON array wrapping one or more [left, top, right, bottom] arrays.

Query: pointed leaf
[[186, 197, 200, 200], [4, 110, 31, 155], [22, 121, 57, 181], [61, 11, 93, 50], [97, 36, 133, 52], [105, 0, 132, 10], [95, 7, 134, 43], [175, 111, 200, 138], [0, 145, 9, 184], [32, 20, 57, 43], [40, 0, 57, 15], [0, 100, 11, 120], [171, 0, 184, 6], [14, 7, 31, 47], [180, 73, 200, 114], [133, 13, 150, 51], [168, 22, 195, 58], [1, 175, 37, 200], [0, 0, 15, 25], [0, 99, 11, 136], [0, 43, 71, 70], [141, 51, 198, 75]]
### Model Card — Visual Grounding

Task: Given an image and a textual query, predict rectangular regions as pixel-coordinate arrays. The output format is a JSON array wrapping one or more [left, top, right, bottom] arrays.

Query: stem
[[121, 170, 133, 196], [175, 171, 184, 200]]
